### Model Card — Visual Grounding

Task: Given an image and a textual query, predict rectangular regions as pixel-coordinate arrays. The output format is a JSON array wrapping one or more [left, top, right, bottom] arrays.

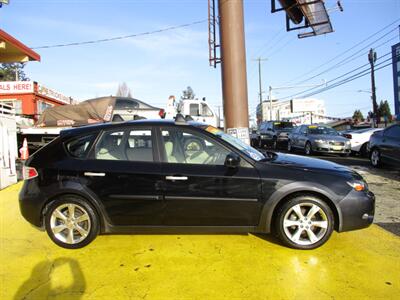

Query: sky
[[1, 0, 399, 120]]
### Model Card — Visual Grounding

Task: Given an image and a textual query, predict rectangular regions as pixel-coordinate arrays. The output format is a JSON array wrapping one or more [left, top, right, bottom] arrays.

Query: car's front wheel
[[304, 142, 313, 155], [287, 140, 292, 152], [370, 148, 381, 167], [44, 195, 99, 249], [275, 196, 334, 249]]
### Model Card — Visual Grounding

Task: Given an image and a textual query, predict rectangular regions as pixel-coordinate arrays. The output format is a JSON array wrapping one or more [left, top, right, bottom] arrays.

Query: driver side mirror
[[225, 152, 240, 168]]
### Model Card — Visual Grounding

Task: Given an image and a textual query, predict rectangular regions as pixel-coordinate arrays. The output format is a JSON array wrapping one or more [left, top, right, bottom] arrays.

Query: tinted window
[[161, 128, 229, 165], [66, 134, 96, 158], [201, 103, 213, 116], [115, 99, 139, 110], [272, 122, 293, 129], [95, 129, 153, 162], [385, 125, 400, 138]]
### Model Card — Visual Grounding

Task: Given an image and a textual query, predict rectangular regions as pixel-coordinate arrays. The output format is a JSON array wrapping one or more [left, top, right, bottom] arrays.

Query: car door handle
[[84, 172, 106, 177], [166, 176, 188, 181]]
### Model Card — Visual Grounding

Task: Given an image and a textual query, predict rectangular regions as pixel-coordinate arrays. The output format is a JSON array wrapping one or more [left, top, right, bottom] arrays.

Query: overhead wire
[[31, 19, 208, 49], [282, 17, 400, 85]]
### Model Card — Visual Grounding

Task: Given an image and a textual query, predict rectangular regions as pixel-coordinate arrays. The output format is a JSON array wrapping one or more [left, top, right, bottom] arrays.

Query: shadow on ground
[[14, 258, 85, 300]]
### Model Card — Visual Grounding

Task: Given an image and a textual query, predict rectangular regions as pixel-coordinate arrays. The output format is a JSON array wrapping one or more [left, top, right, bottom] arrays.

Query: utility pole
[[368, 48, 378, 127], [218, 0, 250, 143], [254, 57, 267, 123]]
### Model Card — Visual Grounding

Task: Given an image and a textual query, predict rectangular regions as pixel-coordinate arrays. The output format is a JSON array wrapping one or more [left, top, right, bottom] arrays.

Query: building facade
[[0, 81, 72, 120], [256, 98, 328, 124]]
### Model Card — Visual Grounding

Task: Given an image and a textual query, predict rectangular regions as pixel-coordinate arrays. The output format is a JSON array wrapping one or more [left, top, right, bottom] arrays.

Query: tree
[[352, 110, 364, 123], [181, 86, 195, 100], [0, 63, 29, 81], [378, 100, 392, 122], [116, 82, 132, 97]]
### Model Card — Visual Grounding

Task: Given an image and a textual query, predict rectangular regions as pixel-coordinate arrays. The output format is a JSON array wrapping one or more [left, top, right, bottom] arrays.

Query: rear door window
[[94, 128, 154, 162]]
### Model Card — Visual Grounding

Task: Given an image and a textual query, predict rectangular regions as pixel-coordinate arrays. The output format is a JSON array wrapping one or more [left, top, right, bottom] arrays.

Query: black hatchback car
[[20, 120, 375, 250]]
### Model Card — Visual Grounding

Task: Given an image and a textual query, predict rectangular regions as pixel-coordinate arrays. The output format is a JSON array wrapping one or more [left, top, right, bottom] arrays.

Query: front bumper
[[312, 141, 351, 154], [338, 190, 375, 232]]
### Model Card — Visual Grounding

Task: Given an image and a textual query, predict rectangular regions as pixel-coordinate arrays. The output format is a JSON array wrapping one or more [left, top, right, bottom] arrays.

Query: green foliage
[[352, 109, 364, 122], [181, 86, 195, 100], [0, 63, 29, 81], [378, 100, 392, 121]]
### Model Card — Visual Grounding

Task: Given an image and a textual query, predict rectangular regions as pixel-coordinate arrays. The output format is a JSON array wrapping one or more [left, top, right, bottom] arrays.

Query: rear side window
[[65, 134, 96, 158], [94, 129, 154, 162]]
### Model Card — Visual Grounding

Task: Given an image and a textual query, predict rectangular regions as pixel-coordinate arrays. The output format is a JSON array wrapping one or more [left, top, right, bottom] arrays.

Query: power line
[[297, 59, 396, 99], [283, 18, 400, 85], [293, 27, 399, 85], [280, 51, 394, 100], [31, 19, 207, 49]]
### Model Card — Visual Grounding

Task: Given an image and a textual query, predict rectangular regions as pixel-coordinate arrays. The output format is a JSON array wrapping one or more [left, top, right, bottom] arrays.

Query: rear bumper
[[19, 179, 45, 228], [338, 190, 375, 232]]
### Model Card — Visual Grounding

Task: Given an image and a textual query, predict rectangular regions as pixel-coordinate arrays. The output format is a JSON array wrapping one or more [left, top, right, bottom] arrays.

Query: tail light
[[159, 109, 166, 119], [24, 166, 38, 180]]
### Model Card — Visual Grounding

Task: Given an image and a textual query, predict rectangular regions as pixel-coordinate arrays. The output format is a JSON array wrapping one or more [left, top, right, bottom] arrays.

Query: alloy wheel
[[50, 203, 91, 245], [282, 203, 329, 246], [371, 149, 380, 167]]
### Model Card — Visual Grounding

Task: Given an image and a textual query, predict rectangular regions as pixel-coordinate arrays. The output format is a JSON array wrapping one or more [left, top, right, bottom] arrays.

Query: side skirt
[[103, 225, 259, 234]]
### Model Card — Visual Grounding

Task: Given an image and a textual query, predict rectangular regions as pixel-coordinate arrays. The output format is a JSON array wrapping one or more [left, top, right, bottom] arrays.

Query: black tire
[[274, 195, 334, 250], [304, 142, 313, 155], [370, 148, 381, 168], [287, 140, 293, 152], [359, 142, 369, 157], [44, 195, 100, 249], [271, 137, 278, 150]]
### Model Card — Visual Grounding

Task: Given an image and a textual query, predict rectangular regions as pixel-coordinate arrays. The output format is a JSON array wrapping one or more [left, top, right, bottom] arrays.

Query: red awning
[[0, 29, 41, 63]]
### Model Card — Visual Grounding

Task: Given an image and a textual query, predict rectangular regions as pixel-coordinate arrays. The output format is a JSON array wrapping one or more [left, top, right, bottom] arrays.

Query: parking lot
[[1, 155, 399, 300]]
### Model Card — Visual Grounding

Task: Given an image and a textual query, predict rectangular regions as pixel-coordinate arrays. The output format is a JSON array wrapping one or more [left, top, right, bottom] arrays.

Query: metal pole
[[269, 86, 272, 121], [368, 48, 378, 127], [254, 57, 267, 123], [219, 0, 249, 142]]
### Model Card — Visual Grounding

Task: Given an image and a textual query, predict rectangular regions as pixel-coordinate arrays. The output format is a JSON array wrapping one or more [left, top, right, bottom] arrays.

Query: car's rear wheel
[[44, 196, 99, 249], [275, 196, 334, 249], [370, 148, 381, 167]]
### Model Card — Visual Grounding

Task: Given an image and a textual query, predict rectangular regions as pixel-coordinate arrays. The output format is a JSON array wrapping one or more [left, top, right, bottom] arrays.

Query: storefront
[[0, 81, 72, 119]]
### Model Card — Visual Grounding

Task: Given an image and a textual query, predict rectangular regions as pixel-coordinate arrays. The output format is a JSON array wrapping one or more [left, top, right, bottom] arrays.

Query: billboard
[[0, 81, 34, 94], [392, 42, 400, 117]]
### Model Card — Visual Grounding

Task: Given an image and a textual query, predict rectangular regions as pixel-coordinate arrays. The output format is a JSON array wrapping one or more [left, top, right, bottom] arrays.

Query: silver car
[[288, 125, 351, 156]]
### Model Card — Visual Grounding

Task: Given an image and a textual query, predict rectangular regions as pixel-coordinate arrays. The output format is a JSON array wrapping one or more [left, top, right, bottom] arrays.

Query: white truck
[[165, 96, 220, 128]]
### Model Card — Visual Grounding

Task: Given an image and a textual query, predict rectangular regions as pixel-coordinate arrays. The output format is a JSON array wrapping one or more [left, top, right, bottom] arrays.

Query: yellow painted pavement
[[1, 182, 399, 299]]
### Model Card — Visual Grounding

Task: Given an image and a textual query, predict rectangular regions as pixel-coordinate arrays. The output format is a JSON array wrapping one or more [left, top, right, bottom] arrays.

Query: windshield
[[308, 126, 338, 135], [203, 126, 265, 161]]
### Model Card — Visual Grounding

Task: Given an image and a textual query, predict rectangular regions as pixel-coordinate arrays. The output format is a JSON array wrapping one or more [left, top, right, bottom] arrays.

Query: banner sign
[[0, 81, 34, 94], [37, 84, 71, 104]]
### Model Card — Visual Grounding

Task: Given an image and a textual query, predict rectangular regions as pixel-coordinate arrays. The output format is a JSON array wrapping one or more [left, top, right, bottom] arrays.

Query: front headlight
[[347, 180, 368, 192], [314, 139, 326, 143]]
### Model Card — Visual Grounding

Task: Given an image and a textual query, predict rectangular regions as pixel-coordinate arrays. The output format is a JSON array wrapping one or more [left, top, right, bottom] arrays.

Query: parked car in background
[[369, 124, 400, 168], [19, 119, 374, 250], [341, 128, 383, 157], [258, 121, 295, 149], [250, 128, 259, 147], [288, 124, 351, 156]]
